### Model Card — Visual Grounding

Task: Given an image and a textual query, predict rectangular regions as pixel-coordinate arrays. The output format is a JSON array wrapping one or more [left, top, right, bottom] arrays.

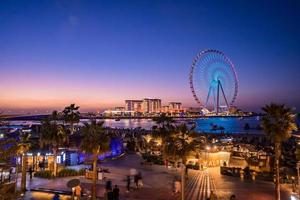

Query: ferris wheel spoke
[[189, 49, 238, 114]]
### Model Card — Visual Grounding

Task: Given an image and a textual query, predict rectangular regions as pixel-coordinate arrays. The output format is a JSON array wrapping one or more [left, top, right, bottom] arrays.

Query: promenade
[[184, 168, 292, 200], [21, 154, 293, 200]]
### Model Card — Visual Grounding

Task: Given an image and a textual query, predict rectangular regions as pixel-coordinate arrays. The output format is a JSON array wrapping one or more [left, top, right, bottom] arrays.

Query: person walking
[[105, 188, 113, 200], [106, 180, 112, 191], [28, 166, 33, 180], [113, 185, 120, 200], [126, 175, 131, 192], [137, 172, 143, 188], [75, 185, 82, 200], [209, 190, 215, 200], [134, 174, 139, 188], [52, 193, 60, 200]]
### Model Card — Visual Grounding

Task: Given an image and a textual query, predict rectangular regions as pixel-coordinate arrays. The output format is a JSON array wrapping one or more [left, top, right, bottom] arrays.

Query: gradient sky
[[0, 0, 300, 113]]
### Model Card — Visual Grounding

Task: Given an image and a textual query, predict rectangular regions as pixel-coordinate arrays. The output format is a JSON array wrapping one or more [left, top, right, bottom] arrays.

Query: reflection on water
[[6, 116, 300, 134], [194, 117, 263, 134]]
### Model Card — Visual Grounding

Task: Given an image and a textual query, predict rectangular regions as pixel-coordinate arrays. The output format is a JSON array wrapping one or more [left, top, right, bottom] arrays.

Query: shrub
[[34, 170, 53, 179], [186, 163, 200, 170], [57, 168, 85, 177], [34, 168, 86, 178], [142, 153, 164, 165]]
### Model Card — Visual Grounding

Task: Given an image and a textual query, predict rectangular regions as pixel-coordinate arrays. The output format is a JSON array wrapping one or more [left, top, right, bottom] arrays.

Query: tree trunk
[[53, 149, 57, 177], [70, 123, 74, 135], [181, 164, 185, 200], [92, 154, 98, 200], [21, 154, 27, 193], [275, 142, 281, 200], [15, 156, 19, 193]]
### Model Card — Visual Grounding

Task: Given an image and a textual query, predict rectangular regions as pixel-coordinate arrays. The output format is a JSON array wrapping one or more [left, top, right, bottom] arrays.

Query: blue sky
[[0, 0, 299, 113]]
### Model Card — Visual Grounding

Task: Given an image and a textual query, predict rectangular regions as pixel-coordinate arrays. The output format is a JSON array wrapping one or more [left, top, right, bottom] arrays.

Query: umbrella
[[67, 179, 80, 188]]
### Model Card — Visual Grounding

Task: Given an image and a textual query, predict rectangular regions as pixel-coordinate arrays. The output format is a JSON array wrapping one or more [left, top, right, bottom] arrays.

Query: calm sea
[[5, 116, 300, 134]]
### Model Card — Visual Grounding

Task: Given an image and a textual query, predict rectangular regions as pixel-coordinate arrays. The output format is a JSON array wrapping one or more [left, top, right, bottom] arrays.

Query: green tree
[[152, 114, 175, 165], [62, 104, 80, 134], [51, 110, 59, 121], [80, 121, 110, 200], [172, 124, 198, 200], [40, 118, 66, 177], [261, 103, 298, 200], [162, 124, 198, 200], [172, 124, 198, 164]]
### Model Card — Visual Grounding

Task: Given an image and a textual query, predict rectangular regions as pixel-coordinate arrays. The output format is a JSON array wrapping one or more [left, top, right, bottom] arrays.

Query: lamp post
[[206, 146, 210, 167]]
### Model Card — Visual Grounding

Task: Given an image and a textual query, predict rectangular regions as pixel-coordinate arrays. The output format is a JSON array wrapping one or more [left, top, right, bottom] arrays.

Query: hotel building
[[142, 98, 162, 113], [168, 102, 182, 110], [125, 100, 143, 113]]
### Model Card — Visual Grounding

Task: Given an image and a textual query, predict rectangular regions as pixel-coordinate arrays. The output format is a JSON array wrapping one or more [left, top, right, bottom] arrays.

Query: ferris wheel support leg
[[219, 81, 230, 111], [213, 89, 217, 113], [217, 81, 220, 115], [205, 85, 213, 108]]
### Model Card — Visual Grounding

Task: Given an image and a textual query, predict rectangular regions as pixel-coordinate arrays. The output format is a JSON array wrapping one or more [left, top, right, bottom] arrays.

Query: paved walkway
[[184, 167, 293, 200], [21, 155, 295, 200], [22, 153, 177, 200], [185, 169, 217, 200]]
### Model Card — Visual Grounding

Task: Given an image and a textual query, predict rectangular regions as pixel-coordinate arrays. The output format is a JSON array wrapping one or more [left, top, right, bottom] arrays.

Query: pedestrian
[[8, 168, 12, 181], [230, 194, 236, 200], [105, 189, 113, 200], [52, 193, 60, 200], [126, 175, 131, 192], [113, 185, 120, 200], [134, 174, 139, 188], [75, 184, 82, 200], [106, 180, 112, 191], [137, 172, 143, 188], [209, 190, 215, 200], [29, 166, 33, 180], [185, 166, 189, 179]]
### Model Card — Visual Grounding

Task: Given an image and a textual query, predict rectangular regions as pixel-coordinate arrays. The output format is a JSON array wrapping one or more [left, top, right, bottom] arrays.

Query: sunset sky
[[1, 0, 300, 113]]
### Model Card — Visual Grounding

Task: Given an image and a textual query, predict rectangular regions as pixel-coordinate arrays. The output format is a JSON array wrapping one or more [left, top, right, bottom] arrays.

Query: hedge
[[34, 168, 85, 178]]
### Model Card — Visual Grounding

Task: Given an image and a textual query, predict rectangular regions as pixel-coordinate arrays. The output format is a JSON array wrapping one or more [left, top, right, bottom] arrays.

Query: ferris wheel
[[189, 49, 238, 114]]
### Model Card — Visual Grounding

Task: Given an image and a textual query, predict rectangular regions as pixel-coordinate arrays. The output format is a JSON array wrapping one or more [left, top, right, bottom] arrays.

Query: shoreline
[[3, 114, 259, 121]]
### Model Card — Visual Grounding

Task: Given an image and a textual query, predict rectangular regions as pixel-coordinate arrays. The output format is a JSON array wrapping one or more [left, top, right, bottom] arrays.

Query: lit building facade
[[168, 102, 182, 110], [125, 100, 143, 112], [125, 98, 162, 114], [142, 98, 161, 113]]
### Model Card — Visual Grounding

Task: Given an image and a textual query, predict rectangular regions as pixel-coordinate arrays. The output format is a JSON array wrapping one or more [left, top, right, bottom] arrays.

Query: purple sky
[[0, 0, 300, 114]]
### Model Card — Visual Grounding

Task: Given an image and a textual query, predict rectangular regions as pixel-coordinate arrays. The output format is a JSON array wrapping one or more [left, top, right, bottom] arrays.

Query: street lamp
[[206, 146, 210, 167]]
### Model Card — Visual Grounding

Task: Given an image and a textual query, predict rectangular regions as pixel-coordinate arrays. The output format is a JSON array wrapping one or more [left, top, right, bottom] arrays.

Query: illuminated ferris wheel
[[189, 49, 238, 114]]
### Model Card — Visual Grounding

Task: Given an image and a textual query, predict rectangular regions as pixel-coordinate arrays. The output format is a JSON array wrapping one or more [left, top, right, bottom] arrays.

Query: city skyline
[[1, 1, 300, 113]]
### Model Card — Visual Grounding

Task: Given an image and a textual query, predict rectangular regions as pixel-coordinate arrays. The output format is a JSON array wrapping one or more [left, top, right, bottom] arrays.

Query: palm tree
[[40, 118, 66, 177], [171, 124, 198, 200], [16, 131, 31, 193], [153, 113, 174, 130], [87, 112, 96, 121], [162, 124, 198, 200], [62, 104, 80, 134], [81, 120, 110, 200], [261, 103, 298, 200], [51, 110, 59, 121], [152, 114, 175, 166]]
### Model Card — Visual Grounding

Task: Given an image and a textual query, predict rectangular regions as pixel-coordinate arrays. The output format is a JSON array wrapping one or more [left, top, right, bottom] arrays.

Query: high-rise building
[[142, 98, 161, 113], [168, 102, 182, 110], [162, 105, 169, 113], [125, 100, 143, 112]]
